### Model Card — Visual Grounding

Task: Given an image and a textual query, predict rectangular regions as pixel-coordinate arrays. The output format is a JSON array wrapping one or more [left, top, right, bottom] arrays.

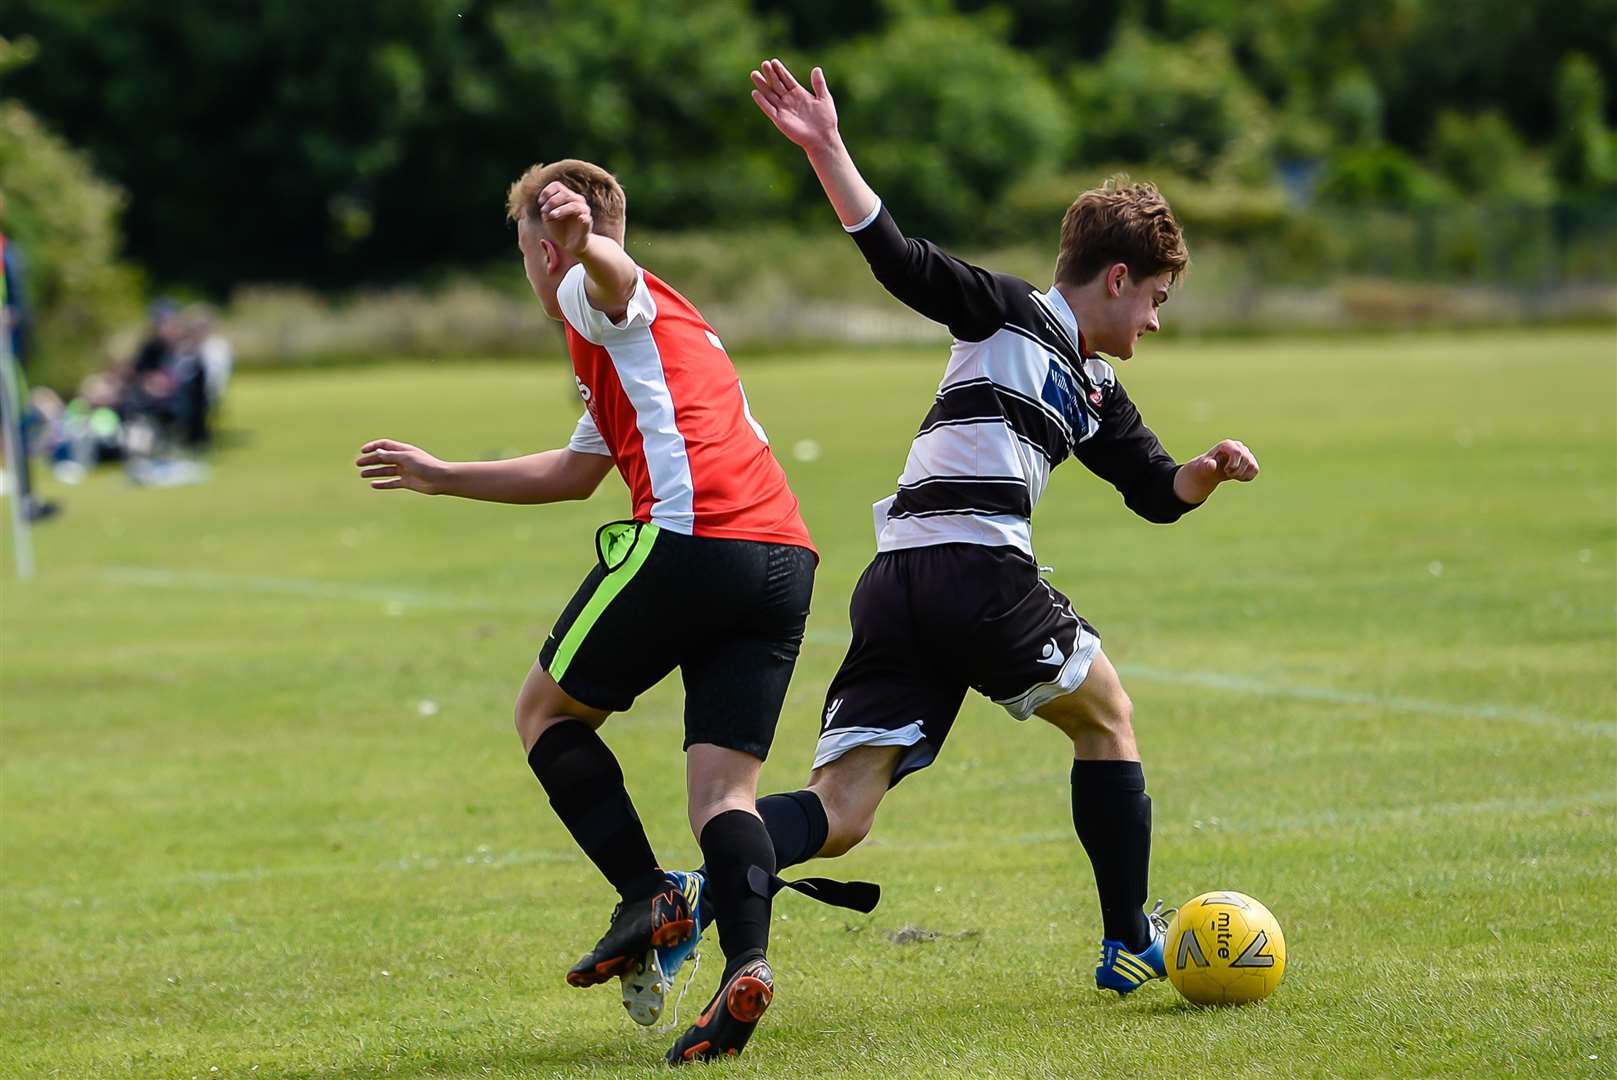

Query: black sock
[[698, 809, 776, 978], [1071, 760, 1152, 953], [758, 790, 829, 871], [528, 721, 663, 902], [695, 790, 828, 925]]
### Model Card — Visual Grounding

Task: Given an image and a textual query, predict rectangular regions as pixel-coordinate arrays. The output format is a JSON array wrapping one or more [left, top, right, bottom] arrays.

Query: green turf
[[3, 328, 1614, 1078]]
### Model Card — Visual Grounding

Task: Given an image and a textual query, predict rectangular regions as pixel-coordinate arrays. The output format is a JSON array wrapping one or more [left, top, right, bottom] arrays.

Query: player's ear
[[541, 236, 563, 274], [1106, 263, 1128, 299]]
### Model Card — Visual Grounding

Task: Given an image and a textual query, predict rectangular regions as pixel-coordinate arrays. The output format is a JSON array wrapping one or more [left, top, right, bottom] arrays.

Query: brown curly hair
[[1053, 176, 1188, 288], [505, 159, 626, 243]]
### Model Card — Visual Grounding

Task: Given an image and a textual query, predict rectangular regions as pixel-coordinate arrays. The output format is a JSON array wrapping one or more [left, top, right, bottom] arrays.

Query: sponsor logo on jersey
[[1040, 360, 1092, 441]]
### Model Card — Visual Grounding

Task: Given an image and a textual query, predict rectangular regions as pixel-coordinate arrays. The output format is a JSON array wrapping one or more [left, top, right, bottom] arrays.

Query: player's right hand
[[751, 59, 837, 150], [538, 181, 594, 258], [355, 438, 449, 495]]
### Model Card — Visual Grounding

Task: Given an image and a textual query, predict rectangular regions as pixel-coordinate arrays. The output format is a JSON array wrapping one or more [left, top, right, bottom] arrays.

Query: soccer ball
[[1165, 891, 1286, 1005]]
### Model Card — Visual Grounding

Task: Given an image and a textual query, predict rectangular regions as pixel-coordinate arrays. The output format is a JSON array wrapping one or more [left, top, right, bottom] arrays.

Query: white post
[[0, 329, 35, 581]]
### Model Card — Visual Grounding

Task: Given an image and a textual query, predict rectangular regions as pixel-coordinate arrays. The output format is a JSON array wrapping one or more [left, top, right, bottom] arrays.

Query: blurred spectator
[[121, 299, 187, 454], [175, 304, 232, 447], [32, 374, 125, 483]]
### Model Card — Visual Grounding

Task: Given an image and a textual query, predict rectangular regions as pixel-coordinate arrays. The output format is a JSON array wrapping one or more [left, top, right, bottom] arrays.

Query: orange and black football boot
[[665, 955, 773, 1064], [566, 874, 695, 988]]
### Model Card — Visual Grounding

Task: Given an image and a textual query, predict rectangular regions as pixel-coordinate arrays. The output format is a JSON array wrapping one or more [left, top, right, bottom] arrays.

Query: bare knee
[[1037, 655, 1138, 759], [806, 762, 889, 857], [513, 669, 606, 754], [816, 803, 875, 857], [685, 744, 763, 838]]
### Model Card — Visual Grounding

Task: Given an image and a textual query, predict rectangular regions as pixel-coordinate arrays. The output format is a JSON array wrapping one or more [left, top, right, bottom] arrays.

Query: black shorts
[[813, 543, 1101, 785], [539, 521, 816, 760]]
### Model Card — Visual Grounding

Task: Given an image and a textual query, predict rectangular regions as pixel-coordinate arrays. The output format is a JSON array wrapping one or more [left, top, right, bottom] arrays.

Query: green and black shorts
[[539, 520, 817, 760]]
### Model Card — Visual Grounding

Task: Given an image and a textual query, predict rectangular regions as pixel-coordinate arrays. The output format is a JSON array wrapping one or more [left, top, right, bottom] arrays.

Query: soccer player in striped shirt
[[354, 160, 867, 1063], [734, 59, 1262, 996]]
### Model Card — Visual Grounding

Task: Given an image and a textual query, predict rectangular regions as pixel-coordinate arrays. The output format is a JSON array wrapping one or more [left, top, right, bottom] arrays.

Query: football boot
[[566, 875, 694, 988], [1095, 900, 1175, 995], [665, 955, 773, 1064], [620, 870, 707, 1025]]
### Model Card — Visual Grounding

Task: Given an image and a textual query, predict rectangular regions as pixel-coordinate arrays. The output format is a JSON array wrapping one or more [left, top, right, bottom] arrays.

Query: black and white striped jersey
[[847, 202, 1198, 557]]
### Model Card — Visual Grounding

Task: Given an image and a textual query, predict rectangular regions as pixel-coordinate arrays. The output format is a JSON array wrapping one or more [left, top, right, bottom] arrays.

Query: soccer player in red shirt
[[355, 159, 851, 1063]]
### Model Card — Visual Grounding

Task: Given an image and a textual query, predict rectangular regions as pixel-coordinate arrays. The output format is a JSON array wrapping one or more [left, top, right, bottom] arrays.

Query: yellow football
[[1165, 891, 1287, 1005]]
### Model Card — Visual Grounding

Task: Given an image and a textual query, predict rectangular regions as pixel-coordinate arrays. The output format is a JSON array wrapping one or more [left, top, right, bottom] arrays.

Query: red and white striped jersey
[[558, 262, 815, 554]]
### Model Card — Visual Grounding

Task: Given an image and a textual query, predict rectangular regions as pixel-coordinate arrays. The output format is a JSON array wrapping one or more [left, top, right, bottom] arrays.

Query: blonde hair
[[1054, 177, 1188, 287], [505, 159, 626, 243]]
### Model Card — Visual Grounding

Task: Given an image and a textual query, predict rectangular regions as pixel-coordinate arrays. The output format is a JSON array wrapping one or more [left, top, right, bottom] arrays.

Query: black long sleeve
[[1074, 378, 1199, 524], [847, 204, 1018, 342]]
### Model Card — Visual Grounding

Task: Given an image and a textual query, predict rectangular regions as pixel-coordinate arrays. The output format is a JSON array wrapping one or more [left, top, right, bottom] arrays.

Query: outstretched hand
[[355, 438, 450, 494], [751, 58, 838, 150], [1175, 439, 1260, 504]]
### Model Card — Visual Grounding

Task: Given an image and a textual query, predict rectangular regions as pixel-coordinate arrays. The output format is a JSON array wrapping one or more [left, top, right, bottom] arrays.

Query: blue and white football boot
[[621, 869, 707, 1026], [1095, 900, 1175, 995]]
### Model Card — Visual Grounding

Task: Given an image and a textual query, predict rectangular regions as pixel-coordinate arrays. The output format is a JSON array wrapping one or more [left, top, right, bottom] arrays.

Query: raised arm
[[539, 181, 638, 323], [751, 58, 1012, 342], [355, 439, 613, 505], [750, 60, 877, 228]]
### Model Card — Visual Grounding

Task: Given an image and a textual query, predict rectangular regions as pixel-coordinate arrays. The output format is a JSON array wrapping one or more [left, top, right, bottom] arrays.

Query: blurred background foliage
[[0, 0, 1613, 383]]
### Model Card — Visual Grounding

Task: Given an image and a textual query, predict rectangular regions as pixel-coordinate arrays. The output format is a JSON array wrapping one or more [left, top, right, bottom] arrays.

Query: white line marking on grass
[[803, 630, 1612, 737], [859, 789, 1617, 853], [1118, 664, 1615, 738]]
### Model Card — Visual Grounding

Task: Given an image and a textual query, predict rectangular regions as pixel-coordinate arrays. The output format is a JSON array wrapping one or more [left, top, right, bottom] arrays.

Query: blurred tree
[[0, 39, 139, 388], [486, 0, 793, 229], [2, 0, 1613, 293], [1323, 68, 1384, 146], [823, 10, 1070, 239], [1552, 54, 1617, 195], [1067, 27, 1274, 180], [3, 0, 794, 288], [1429, 109, 1553, 201], [1316, 143, 1452, 207], [956, 0, 1129, 62], [749, 0, 885, 48]]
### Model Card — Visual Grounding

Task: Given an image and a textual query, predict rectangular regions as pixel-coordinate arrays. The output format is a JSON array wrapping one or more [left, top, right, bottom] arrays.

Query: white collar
[[1042, 285, 1088, 357]]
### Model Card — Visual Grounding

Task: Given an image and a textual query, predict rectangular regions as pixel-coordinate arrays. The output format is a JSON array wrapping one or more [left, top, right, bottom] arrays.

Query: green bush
[[825, 11, 1070, 241], [1428, 110, 1554, 202], [988, 168, 1292, 250], [0, 95, 140, 390], [1551, 54, 1617, 196], [1316, 144, 1455, 208], [1068, 28, 1275, 181]]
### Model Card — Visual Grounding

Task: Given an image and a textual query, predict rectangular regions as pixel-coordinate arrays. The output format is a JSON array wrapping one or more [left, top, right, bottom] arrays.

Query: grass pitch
[[3, 328, 1614, 1078]]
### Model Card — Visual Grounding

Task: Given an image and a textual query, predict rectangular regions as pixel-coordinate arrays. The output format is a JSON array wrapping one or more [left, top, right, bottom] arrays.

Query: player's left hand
[[538, 181, 593, 257], [1202, 439, 1260, 482], [1176, 439, 1259, 503]]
